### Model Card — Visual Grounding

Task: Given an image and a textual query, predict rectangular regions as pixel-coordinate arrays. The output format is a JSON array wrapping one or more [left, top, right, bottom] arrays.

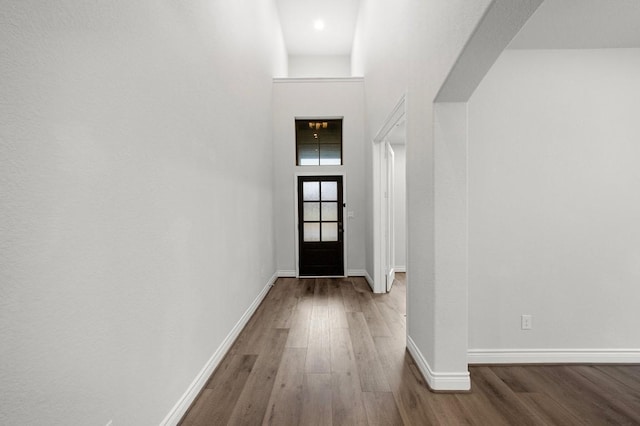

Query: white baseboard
[[161, 273, 276, 425], [276, 270, 296, 277], [347, 269, 374, 289], [468, 348, 640, 364], [407, 336, 471, 391], [395, 266, 406, 273]]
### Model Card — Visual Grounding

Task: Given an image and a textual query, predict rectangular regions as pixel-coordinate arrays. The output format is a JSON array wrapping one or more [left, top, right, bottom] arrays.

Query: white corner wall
[[272, 78, 366, 278], [354, 0, 490, 385], [353, 0, 550, 389], [351, 0, 412, 283], [468, 49, 640, 362], [0, 1, 286, 424]]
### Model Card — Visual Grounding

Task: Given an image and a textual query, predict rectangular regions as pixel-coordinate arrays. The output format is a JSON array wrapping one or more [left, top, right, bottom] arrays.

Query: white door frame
[[372, 95, 406, 293], [385, 142, 396, 291], [293, 171, 348, 278]]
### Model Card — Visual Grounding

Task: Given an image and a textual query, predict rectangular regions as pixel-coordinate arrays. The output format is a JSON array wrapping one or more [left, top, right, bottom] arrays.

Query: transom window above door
[[295, 118, 343, 166]]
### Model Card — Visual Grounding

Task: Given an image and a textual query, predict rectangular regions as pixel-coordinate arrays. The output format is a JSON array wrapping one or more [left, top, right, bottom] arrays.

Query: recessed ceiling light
[[314, 19, 325, 31]]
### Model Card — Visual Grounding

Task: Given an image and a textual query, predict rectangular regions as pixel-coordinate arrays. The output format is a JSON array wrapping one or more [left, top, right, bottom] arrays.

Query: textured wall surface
[[0, 1, 285, 424], [469, 48, 640, 351]]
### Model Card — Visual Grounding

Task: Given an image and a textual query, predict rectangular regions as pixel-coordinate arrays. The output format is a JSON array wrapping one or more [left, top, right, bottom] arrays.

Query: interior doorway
[[373, 95, 406, 293]]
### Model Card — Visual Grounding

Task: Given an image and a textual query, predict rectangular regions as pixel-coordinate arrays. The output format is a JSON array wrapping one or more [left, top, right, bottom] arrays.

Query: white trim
[[296, 275, 346, 279], [277, 270, 297, 277], [161, 274, 276, 426], [373, 95, 407, 144], [407, 336, 471, 391], [273, 77, 364, 84], [468, 348, 640, 364], [371, 95, 406, 294], [347, 269, 374, 289], [394, 266, 406, 273], [294, 172, 348, 278]]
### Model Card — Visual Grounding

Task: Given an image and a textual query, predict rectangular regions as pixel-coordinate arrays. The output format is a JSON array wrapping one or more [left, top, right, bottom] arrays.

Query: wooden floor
[[180, 275, 640, 425]]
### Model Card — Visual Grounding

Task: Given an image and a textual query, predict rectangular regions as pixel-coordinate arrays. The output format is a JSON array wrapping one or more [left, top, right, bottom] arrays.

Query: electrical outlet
[[521, 314, 532, 330]]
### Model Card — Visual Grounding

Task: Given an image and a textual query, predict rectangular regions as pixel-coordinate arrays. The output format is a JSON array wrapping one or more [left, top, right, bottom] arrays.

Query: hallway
[[179, 276, 640, 425]]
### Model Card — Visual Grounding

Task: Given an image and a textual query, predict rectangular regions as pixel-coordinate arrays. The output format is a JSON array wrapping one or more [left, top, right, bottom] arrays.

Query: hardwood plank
[[262, 347, 306, 426], [180, 354, 258, 426], [271, 279, 299, 328], [328, 279, 349, 329], [285, 296, 312, 348], [517, 392, 583, 426], [374, 298, 405, 337], [340, 280, 362, 312], [332, 371, 368, 426], [469, 366, 540, 426], [362, 392, 404, 426], [576, 364, 640, 404], [299, 278, 316, 299], [227, 328, 289, 426], [454, 392, 510, 426], [596, 364, 640, 392], [392, 352, 439, 425], [425, 393, 474, 425], [563, 365, 640, 424], [313, 278, 329, 307], [356, 289, 392, 337], [527, 365, 634, 425], [330, 327, 358, 373], [305, 305, 331, 373], [347, 311, 391, 392], [351, 277, 372, 293], [373, 336, 406, 390], [489, 365, 539, 394], [300, 373, 333, 426]]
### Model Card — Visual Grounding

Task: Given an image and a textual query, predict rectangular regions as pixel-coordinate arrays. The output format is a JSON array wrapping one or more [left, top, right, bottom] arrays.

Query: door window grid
[[302, 181, 339, 242]]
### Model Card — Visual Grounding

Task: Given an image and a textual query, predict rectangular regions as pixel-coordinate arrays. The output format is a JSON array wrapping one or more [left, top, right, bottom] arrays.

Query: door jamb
[[372, 95, 406, 293], [385, 142, 396, 292]]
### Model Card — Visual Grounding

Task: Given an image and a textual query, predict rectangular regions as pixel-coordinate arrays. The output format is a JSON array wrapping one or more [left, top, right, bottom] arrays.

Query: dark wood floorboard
[[179, 274, 640, 425]]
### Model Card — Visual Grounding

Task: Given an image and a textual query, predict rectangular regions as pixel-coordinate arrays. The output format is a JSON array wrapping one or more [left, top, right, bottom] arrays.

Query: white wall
[[288, 55, 351, 78], [468, 49, 640, 354], [351, 0, 411, 286], [0, 1, 286, 424], [272, 79, 366, 276], [391, 144, 407, 270], [352, 0, 493, 383]]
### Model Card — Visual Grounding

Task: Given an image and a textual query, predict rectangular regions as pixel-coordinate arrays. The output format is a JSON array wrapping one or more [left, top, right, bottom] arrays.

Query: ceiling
[[509, 0, 640, 49], [275, 0, 360, 56], [274, 0, 640, 58]]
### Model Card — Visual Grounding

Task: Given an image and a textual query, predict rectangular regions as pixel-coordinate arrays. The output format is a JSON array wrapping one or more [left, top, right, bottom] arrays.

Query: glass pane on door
[[303, 182, 320, 201], [303, 202, 320, 221], [321, 181, 337, 201], [321, 223, 338, 242], [303, 223, 320, 242], [321, 202, 338, 221]]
